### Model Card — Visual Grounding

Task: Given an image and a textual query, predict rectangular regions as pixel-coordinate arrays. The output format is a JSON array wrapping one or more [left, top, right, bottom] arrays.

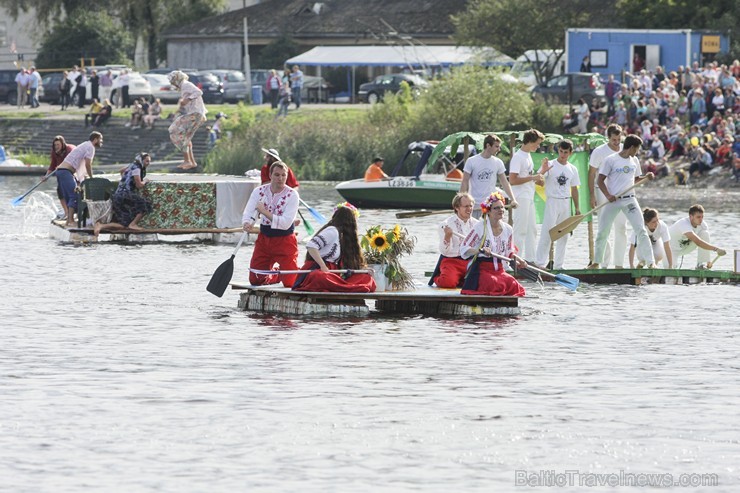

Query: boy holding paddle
[[588, 135, 655, 269]]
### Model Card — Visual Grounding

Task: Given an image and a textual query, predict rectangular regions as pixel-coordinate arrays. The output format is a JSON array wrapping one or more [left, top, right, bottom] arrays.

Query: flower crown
[[481, 192, 505, 214], [334, 201, 360, 217]]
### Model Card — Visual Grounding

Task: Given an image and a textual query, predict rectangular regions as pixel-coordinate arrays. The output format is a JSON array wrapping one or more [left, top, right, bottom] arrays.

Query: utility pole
[[244, 16, 252, 101]]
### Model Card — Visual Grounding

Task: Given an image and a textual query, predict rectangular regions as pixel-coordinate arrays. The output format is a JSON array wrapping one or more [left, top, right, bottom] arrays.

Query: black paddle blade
[[517, 266, 542, 283], [206, 255, 235, 297]]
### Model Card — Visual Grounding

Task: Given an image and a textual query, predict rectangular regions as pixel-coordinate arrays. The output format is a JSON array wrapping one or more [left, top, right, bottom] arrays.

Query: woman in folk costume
[[293, 202, 376, 293], [167, 70, 207, 170], [459, 192, 527, 297]]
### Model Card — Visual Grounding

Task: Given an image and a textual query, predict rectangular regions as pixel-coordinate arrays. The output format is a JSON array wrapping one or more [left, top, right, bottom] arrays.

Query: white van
[[510, 50, 565, 87]]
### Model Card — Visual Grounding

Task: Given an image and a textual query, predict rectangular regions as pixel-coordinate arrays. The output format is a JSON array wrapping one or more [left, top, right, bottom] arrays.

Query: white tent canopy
[[286, 45, 513, 68]]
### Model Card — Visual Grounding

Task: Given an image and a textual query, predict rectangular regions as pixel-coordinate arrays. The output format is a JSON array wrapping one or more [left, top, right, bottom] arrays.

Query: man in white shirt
[[55, 132, 104, 226], [588, 124, 626, 267], [15, 68, 30, 108], [508, 129, 545, 261], [668, 204, 726, 268], [430, 193, 478, 288], [588, 135, 654, 269], [460, 134, 518, 219]]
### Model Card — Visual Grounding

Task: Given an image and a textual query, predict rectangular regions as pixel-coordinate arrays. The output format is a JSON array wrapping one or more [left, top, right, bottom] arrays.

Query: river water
[[1, 176, 739, 492]]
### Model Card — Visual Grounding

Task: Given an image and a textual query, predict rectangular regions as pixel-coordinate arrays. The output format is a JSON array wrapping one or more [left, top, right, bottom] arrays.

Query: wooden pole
[[584, 141, 595, 263], [507, 133, 517, 226]]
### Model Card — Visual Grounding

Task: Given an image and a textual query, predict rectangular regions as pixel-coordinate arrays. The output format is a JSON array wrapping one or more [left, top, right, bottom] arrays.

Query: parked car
[[357, 73, 428, 104], [0, 69, 19, 105], [531, 72, 604, 105], [250, 69, 271, 100], [182, 71, 224, 104], [39, 72, 66, 104], [209, 69, 249, 103], [146, 67, 197, 75], [141, 73, 180, 103], [109, 72, 153, 106]]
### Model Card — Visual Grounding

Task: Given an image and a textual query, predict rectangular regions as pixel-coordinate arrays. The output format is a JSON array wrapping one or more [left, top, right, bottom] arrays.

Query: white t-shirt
[[63, 141, 96, 173], [668, 217, 709, 253], [542, 160, 581, 199], [589, 142, 621, 170], [509, 149, 535, 200], [306, 226, 340, 264], [598, 153, 641, 196], [630, 219, 670, 246], [463, 154, 506, 205]]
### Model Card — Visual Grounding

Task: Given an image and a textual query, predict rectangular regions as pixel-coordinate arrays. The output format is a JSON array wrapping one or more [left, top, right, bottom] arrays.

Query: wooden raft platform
[[230, 284, 521, 317], [556, 267, 740, 286], [50, 220, 255, 244]]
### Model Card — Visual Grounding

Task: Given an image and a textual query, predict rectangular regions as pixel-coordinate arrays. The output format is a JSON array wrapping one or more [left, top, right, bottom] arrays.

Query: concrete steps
[[0, 117, 213, 165]]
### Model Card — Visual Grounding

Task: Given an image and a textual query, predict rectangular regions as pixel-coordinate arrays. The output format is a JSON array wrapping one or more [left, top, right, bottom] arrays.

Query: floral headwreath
[[480, 192, 505, 214], [334, 201, 360, 218]]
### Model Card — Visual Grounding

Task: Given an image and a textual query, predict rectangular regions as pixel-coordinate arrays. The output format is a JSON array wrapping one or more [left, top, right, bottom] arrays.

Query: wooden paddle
[[206, 231, 249, 297], [396, 209, 450, 219], [549, 177, 649, 242], [10, 171, 55, 207], [706, 252, 723, 269]]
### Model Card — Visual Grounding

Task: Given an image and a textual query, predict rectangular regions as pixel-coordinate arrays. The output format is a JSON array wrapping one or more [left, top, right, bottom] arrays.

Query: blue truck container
[[565, 29, 730, 77]]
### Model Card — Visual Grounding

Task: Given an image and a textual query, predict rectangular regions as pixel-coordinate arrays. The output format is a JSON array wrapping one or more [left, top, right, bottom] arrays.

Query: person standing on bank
[[292, 203, 376, 293], [290, 65, 304, 109], [588, 123, 627, 267], [42, 135, 76, 220], [168, 71, 207, 170], [534, 139, 581, 270], [460, 134, 518, 219], [588, 135, 655, 269], [55, 132, 103, 227], [508, 129, 545, 262], [459, 192, 527, 297], [430, 192, 478, 288], [668, 204, 726, 269], [243, 161, 300, 287]]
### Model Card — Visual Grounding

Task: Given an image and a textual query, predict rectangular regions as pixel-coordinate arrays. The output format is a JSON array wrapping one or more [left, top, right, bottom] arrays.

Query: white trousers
[[636, 238, 669, 267], [512, 198, 537, 261], [595, 197, 654, 266], [535, 198, 572, 269], [594, 187, 627, 267], [672, 229, 712, 268]]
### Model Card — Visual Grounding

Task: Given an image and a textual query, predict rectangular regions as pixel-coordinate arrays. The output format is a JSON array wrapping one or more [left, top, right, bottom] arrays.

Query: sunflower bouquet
[[360, 224, 416, 290]]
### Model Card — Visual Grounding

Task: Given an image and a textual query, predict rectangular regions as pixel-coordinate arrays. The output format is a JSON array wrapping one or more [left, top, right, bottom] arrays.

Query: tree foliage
[[253, 35, 301, 70], [35, 12, 134, 68], [452, 0, 612, 84]]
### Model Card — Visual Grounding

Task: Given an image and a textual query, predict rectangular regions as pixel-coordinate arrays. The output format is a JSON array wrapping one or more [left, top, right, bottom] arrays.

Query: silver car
[[142, 73, 180, 104], [209, 70, 249, 103]]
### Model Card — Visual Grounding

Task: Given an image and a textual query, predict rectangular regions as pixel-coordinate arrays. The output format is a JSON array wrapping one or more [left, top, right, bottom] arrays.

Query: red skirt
[[433, 257, 469, 288], [249, 233, 299, 287], [461, 261, 526, 297], [293, 261, 376, 293]]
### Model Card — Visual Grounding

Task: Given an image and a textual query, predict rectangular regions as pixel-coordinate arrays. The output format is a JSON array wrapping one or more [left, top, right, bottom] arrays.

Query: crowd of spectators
[[566, 60, 740, 183]]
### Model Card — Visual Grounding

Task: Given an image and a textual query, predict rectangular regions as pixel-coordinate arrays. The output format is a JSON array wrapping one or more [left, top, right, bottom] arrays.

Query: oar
[[297, 209, 315, 236], [706, 252, 722, 269], [489, 251, 580, 291], [451, 231, 539, 283], [206, 231, 249, 297], [10, 170, 55, 207], [549, 177, 649, 242], [298, 198, 326, 224], [250, 268, 373, 275], [396, 209, 449, 219]]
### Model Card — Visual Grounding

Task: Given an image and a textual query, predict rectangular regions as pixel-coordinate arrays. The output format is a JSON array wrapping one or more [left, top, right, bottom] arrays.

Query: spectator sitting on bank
[[649, 135, 666, 160], [689, 146, 713, 177], [645, 157, 670, 178], [84, 98, 104, 127], [92, 99, 113, 127], [126, 98, 144, 129], [142, 98, 162, 130]]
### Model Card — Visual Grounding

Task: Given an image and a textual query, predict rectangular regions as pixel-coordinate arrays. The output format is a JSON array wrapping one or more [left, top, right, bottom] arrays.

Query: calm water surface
[[1, 176, 739, 492]]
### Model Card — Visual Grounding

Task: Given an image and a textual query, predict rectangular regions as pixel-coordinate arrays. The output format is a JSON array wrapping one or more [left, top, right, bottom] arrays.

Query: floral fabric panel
[[139, 182, 216, 229]]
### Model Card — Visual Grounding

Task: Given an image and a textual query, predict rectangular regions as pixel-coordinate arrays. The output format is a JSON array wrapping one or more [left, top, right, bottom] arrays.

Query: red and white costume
[[459, 220, 525, 297], [242, 184, 299, 287], [292, 226, 376, 292], [431, 214, 478, 288]]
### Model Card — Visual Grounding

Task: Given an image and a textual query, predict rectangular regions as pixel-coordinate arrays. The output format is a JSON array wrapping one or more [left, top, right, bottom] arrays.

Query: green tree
[[253, 35, 301, 70], [452, 0, 610, 84], [35, 12, 134, 68]]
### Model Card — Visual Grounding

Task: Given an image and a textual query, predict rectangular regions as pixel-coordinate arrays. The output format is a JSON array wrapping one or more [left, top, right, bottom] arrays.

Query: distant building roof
[[163, 0, 467, 45], [286, 45, 514, 67]]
